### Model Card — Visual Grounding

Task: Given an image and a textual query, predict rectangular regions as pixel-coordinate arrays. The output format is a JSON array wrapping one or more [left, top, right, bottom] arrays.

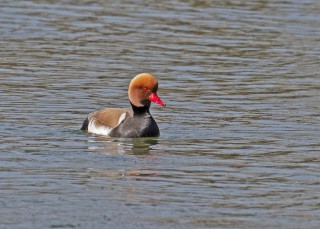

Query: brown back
[[88, 108, 131, 129]]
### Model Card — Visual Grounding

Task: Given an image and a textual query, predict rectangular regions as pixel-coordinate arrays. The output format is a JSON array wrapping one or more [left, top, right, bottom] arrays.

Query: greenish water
[[1, 0, 320, 228]]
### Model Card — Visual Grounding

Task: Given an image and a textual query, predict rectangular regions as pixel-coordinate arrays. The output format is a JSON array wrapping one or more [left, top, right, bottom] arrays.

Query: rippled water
[[1, 0, 320, 228]]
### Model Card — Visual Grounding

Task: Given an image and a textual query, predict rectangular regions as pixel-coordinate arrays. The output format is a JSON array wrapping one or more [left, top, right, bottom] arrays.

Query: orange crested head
[[128, 73, 166, 107]]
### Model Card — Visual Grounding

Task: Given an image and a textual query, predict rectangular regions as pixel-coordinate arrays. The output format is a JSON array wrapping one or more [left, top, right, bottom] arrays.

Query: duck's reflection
[[88, 136, 158, 155], [130, 138, 158, 155]]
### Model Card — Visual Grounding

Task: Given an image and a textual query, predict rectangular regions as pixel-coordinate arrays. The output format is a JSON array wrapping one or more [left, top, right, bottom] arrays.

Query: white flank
[[87, 118, 112, 136], [118, 112, 126, 125]]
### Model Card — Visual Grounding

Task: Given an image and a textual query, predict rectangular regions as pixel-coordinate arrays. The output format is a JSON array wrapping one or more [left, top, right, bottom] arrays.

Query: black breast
[[109, 104, 160, 138], [109, 114, 159, 138]]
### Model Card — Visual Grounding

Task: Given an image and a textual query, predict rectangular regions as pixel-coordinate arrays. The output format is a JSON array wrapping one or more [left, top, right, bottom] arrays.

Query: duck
[[81, 73, 166, 137]]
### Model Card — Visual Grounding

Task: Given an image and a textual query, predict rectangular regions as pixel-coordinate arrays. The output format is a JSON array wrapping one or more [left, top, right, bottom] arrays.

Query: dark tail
[[81, 117, 89, 131]]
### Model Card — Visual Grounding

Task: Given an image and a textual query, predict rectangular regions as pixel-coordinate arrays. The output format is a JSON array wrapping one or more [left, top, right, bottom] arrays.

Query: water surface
[[1, 0, 320, 228]]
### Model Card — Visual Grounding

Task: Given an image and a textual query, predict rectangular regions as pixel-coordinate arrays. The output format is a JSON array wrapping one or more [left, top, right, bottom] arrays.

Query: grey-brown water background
[[1, 0, 320, 228]]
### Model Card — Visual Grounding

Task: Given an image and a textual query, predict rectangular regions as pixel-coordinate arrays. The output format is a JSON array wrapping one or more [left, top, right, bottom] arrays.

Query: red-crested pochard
[[81, 73, 165, 137]]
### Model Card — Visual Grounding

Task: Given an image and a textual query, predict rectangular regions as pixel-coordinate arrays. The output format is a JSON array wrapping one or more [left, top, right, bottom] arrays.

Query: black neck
[[130, 102, 150, 116]]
